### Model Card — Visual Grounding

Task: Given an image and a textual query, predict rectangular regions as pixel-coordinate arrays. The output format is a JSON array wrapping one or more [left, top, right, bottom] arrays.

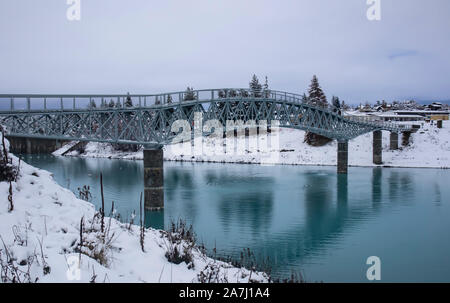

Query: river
[[20, 154, 450, 282]]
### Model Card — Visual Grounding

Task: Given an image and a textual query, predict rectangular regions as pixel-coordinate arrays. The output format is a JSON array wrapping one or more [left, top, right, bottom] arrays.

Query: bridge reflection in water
[[19, 155, 450, 282]]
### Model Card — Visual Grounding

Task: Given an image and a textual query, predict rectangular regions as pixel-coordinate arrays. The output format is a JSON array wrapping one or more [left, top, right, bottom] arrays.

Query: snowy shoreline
[[55, 121, 450, 169], [0, 138, 269, 283]]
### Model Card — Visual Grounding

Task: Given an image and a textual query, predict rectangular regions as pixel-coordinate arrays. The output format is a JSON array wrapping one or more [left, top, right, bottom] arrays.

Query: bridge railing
[[0, 88, 332, 112], [0, 89, 412, 133]]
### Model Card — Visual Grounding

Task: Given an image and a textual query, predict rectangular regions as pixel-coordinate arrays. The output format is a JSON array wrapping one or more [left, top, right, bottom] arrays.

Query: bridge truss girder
[[0, 98, 408, 145]]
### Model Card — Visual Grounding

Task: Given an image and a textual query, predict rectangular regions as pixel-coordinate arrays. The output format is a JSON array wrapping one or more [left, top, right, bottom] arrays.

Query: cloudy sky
[[0, 0, 449, 104]]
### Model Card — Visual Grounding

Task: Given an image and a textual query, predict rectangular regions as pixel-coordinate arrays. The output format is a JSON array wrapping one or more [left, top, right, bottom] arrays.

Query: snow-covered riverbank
[[56, 121, 450, 169], [0, 138, 268, 283]]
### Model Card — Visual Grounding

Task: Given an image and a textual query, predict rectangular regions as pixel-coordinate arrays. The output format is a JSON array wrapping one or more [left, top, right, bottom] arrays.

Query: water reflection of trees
[[210, 171, 275, 236], [248, 168, 424, 276], [165, 167, 197, 220]]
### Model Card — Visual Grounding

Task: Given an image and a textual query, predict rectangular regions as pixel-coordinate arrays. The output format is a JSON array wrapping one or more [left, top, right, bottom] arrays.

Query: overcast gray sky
[[0, 0, 449, 104]]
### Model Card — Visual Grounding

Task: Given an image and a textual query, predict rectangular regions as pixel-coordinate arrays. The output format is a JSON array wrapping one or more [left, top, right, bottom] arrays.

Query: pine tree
[[124, 93, 133, 107], [304, 75, 332, 146], [88, 99, 97, 109], [308, 75, 327, 107], [249, 74, 262, 98], [183, 87, 196, 101], [332, 96, 341, 109], [108, 99, 115, 108], [167, 94, 173, 104]]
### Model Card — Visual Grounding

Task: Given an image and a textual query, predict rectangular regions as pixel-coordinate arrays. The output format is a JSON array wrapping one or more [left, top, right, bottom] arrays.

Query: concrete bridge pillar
[[337, 140, 348, 174], [389, 132, 399, 150], [144, 148, 164, 211], [373, 130, 382, 165]]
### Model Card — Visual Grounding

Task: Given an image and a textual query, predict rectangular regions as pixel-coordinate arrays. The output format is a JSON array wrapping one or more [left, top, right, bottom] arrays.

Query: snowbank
[[58, 121, 450, 169], [0, 142, 268, 283]]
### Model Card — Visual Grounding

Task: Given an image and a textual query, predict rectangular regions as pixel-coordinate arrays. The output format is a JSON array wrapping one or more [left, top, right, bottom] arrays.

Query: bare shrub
[[77, 185, 92, 201], [1, 127, 19, 183], [162, 219, 196, 268], [197, 262, 229, 283], [72, 208, 118, 268], [0, 235, 39, 283]]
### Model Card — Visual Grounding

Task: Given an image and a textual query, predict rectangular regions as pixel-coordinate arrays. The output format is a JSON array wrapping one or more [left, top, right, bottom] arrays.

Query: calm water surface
[[21, 154, 450, 282]]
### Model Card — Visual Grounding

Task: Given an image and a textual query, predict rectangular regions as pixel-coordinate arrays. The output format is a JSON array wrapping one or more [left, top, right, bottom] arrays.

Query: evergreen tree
[[115, 99, 122, 108], [124, 93, 133, 107], [304, 75, 332, 146], [239, 89, 249, 98], [88, 99, 97, 109], [331, 96, 341, 109], [249, 74, 262, 98], [167, 94, 173, 104], [183, 87, 196, 101], [108, 99, 115, 108], [308, 75, 327, 107]]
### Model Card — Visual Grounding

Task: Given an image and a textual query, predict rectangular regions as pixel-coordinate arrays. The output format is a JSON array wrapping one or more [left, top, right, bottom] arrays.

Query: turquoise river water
[[20, 154, 450, 282]]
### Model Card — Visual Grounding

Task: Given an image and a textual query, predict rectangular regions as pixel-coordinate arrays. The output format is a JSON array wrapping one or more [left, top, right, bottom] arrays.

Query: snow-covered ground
[[0, 138, 268, 283], [56, 121, 450, 169]]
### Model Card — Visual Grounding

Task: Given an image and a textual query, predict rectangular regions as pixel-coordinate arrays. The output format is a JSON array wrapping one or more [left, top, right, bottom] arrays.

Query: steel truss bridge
[[0, 88, 411, 145]]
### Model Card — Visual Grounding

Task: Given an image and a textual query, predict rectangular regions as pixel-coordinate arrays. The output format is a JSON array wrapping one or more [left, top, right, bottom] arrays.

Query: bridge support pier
[[373, 130, 382, 165], [144, 147, 164, 211], [389, 132, 399, 150], [337, 140, 348, 174]]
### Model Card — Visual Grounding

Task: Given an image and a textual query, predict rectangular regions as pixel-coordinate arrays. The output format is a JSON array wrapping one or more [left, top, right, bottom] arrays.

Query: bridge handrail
[[0, 88, 411, 132]]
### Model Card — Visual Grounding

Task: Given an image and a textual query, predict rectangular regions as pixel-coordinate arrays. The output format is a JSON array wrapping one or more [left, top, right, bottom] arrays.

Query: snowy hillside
[[57, 121, 450, 169], [0, 139, 268, 283]]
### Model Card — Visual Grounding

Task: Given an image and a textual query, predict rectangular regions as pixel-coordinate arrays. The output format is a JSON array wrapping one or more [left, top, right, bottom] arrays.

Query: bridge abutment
[[373, 130, 382, 165], [389, 132, 399, 150], [337, 140, 348, 174], [144, 148, 164, 211], [6, 136, 68, 154]]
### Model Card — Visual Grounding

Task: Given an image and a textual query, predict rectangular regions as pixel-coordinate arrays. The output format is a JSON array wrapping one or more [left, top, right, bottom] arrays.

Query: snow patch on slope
[[57, 121, 450, 169]]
